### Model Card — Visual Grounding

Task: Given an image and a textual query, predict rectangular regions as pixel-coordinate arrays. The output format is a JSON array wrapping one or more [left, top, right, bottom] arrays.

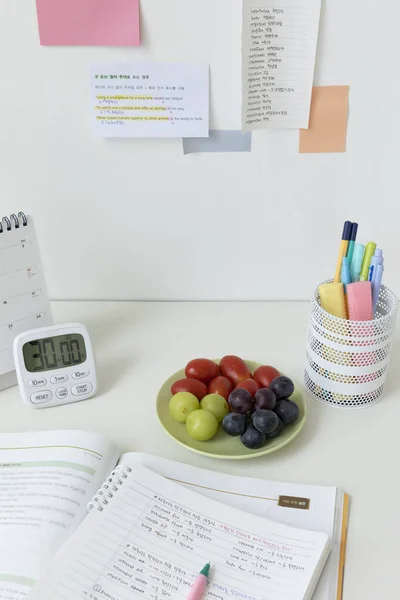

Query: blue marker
[[372, 263, 384, 315], [369, 248, 383, 284], [350, 243, 365, 282], [341, 256, 351, 293], [346, 222, 358, 266]]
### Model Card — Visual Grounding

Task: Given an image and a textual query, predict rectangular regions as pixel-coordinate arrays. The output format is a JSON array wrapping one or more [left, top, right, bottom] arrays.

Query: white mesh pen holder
[[305, 283, 398, 409]]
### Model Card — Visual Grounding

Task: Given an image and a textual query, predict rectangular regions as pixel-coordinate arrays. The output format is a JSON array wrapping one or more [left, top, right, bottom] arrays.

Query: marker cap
[[350, 244, 365, 282]]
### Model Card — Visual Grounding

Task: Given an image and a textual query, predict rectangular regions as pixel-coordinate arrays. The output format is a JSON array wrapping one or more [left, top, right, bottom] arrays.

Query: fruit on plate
[[252, 409, 279, 434], [186, 409, 219, 441], [200, 394, 229, 423], [270, 376, 295, 400], [234, 379, 260, 397], [228, 389, 253, 414], [171, 378, 208, 400], [265, 418, 284, 438], [241, 425, 266, 449], [253, 365, 280, 388], [208, 376, 234, 400], [169, 392, 199, 423], [221, 413, 247, 436], [185, 358, 219, 384], [254, 388, 276, 410], [274, 399, 299, 425], [220, 355, 251, 385], [166, 357, 299, 450]]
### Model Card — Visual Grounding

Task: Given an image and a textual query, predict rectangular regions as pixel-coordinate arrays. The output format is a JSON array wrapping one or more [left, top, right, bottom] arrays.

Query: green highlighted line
[[0, 574, 36, 587], [0, 445, 103, 458], [0, 461, 95, 475]]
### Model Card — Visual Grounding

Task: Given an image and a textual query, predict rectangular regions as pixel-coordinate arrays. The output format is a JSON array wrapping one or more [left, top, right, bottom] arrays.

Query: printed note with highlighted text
[[90, 63, 209, 138]]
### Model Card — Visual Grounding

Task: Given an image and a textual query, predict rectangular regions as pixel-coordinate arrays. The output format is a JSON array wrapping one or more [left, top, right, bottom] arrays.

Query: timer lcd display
[[23, 333, 87, 373]]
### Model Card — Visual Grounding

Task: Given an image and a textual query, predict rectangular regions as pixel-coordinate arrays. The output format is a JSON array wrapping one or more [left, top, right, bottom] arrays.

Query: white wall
[[0, 1, 399, 301]]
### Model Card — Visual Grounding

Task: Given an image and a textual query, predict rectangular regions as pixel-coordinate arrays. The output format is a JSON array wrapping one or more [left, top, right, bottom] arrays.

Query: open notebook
[[0, 430, 349, 600]]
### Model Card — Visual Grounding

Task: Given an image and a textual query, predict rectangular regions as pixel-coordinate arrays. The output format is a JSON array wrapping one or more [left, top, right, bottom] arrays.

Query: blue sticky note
[[183, 130, 252, 154]]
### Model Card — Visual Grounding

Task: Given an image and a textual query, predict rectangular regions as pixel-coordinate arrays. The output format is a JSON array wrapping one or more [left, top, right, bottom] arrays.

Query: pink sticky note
[[36, 0, 140, 46]]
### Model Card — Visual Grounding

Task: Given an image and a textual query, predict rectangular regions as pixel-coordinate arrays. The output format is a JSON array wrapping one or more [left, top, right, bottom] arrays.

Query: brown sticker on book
[[278, 496, 310, 510]]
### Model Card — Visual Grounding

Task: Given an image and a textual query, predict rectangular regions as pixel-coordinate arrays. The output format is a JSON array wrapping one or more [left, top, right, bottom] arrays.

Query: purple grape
[[222, 413, 247, 436], [254, 388, 276, 410], [265, 417, 284, 438], [252, 410, 279, 434], [270, 376, 294, 400], [228, 389, 253, 414], [274, 399, 299, 425], [241, 425, 266, 449]]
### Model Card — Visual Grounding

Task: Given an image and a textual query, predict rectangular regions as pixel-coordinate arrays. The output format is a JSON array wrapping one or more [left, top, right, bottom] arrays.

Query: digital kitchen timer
[[13, 323, 97, 408]]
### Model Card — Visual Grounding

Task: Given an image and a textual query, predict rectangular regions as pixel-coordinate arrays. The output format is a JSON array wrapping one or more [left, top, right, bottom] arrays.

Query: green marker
[[360, 242, 377, 281]]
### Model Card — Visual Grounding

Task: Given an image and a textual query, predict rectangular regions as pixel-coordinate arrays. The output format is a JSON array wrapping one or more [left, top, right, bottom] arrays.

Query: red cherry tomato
[[185, 358, 219, 384], [235, 378, 260, 397], [171, 378, 208, 400], [208, 376, 234, 400], [253, 365, 280, 388], [220, 355, 251, 385]]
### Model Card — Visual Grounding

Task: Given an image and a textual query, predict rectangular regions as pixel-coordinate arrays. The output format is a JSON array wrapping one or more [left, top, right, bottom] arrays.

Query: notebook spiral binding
[[87, 465, 133, 512], [0, 212, 27, 234]]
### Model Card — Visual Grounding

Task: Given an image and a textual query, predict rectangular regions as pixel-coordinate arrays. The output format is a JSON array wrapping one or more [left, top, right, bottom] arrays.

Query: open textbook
[[0, 430, 349, 600]]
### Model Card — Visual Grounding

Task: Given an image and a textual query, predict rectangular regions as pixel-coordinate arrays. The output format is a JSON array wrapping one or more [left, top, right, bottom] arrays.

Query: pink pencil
[[186, 563, 210, 600]]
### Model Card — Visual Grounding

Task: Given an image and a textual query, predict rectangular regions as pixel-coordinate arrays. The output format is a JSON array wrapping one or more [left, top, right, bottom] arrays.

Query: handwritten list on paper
[[242, 0, 322, 131], [90, 63, 209, 138], [43, 467, 329, 600]]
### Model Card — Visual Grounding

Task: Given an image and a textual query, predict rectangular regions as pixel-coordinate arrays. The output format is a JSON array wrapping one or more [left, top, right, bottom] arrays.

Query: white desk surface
[[1, 301, 399, 599]]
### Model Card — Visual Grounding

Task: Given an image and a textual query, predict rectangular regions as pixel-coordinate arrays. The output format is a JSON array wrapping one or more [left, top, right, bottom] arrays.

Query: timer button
[[51, 374, 69, 384], [72, 370, 90, 380], [71, 382, 93, 396], [56, 387, 68, 400], [29, 378, 47, 387], [30, 390, 53, 404]]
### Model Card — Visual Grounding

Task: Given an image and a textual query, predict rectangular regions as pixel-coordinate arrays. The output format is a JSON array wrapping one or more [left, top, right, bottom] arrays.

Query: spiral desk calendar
[[305, 282, 398, 409], [0, 212, 53, 391]]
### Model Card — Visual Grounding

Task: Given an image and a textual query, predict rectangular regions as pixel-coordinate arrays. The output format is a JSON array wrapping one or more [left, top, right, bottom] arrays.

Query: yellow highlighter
[[359, 242, 377, 281], [319, 282, 347, 319], [334, 221, 352, 282]]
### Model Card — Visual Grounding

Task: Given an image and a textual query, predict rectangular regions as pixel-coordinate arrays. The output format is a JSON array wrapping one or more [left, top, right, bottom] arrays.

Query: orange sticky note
[[299, 86, 349, 153], [36, 0, 140, 47]]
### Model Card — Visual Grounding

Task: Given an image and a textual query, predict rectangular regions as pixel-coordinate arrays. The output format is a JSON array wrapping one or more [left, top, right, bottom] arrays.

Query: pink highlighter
[[347, 282, 373, 320], [186, 564, 210, 600]]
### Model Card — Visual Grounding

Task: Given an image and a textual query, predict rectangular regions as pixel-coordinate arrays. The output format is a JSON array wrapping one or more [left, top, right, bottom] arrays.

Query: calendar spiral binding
[[0, 212, 27, 234], [87, 465, 133, 512]]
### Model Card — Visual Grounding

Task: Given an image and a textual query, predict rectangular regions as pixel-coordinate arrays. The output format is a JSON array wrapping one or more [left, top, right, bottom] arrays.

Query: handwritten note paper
[[299, 86, 349, 153], [91, 63, 209, 138], [242, 0, 322, 131], [30, 467, 330, 600], [36, 0, 140, 46]]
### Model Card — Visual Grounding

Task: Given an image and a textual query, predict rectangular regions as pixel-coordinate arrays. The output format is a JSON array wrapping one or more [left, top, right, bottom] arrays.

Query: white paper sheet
[[28, 466, 330, 600], [0, 430, 119, 600], [90, 63, 209, 138], [242, 0, 322, 130]]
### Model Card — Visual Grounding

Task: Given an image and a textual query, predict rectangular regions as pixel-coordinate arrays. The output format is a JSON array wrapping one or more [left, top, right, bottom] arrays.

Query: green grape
[[169, 392, 199, 423], [186, 409, 219, 441], [200, 394, 229, 423]]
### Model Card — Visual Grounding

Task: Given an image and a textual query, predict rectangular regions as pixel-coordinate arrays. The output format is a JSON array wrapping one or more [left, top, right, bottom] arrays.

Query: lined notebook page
[[0, 216, 52, 375], [29, 466, 330, 600]]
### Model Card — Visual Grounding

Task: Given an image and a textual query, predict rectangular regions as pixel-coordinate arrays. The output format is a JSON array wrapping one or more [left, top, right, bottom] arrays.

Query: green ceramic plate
[[156, 360, 307, 460]]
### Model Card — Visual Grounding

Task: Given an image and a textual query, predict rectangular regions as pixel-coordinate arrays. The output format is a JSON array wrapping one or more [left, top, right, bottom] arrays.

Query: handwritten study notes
[[91, 63, 209, 138], [299, 86, 350, 153], [28, 466, 331, 600], [242, 0, 322, 131], [36, 0, 140, 46], [183, 130, 252, 154]]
